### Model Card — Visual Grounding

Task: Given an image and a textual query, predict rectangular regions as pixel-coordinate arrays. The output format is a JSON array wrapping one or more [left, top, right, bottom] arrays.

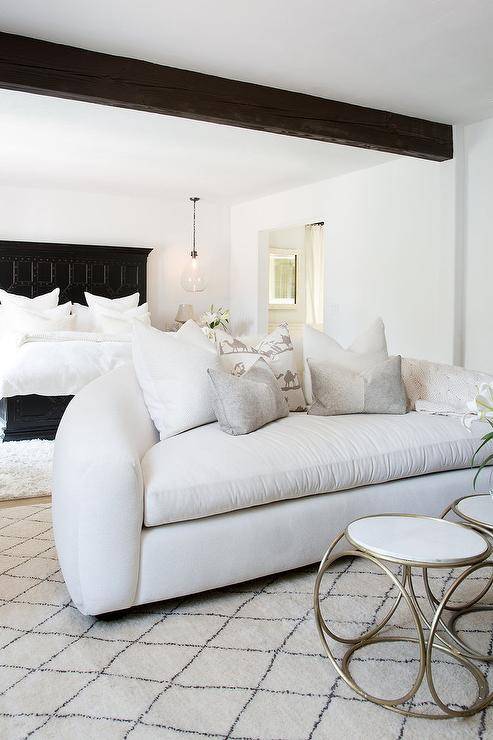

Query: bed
[[0, 240, 151, 441]]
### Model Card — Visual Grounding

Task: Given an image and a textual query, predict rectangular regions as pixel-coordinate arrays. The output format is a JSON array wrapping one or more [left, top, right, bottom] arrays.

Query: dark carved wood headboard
[[0, 241, 152, 305]]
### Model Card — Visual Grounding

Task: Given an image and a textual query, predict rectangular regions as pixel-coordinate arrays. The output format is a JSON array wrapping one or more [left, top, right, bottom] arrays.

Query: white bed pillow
[[84, 291, 139, 312], [94, 303, 151, 334], [132, 320, 219, 439], [71, 303, 97, 332], [4, 302, 73, 333], [303, 319, 388, 404], [0, 287, 60, 310]]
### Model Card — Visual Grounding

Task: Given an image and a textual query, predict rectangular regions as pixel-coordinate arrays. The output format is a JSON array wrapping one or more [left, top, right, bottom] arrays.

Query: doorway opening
[[266, 222, 325, 337]]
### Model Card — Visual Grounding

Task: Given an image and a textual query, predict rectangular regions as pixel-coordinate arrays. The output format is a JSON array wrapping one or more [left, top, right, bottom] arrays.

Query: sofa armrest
[[401, 357, 493, 412], [52, 364, 158, 615]]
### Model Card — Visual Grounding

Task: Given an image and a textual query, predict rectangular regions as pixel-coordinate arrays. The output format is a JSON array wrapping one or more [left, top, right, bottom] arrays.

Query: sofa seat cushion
[[142, 412, 485, 527]]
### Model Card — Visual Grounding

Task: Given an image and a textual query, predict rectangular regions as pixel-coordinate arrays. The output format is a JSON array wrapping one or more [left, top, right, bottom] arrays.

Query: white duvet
[[0, 331, 133, 397]]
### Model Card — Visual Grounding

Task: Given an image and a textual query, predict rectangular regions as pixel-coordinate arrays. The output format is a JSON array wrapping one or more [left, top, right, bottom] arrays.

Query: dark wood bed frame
[[0, 241, 151, 442]]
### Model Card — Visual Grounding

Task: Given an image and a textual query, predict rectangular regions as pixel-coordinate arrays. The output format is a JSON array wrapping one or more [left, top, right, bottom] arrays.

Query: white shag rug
[[0, 503, 492, 739], [0, 440, 53, 501]]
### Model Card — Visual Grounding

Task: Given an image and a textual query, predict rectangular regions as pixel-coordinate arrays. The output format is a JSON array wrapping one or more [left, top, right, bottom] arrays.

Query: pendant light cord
[[190, 196, 199, 258]]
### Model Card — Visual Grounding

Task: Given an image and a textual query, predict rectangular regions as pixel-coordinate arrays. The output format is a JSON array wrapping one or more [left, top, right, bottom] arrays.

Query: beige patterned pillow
[[402, 357, 493, 413], [216, 323, 306, 411]]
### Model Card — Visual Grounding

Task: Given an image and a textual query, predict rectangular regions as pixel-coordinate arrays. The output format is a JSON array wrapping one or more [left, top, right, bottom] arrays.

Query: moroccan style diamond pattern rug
[[0, 503, 492, 739]]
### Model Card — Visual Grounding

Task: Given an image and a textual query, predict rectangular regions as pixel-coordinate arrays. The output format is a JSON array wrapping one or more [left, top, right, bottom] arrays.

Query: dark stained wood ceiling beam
[[0, 32, 453, 161]]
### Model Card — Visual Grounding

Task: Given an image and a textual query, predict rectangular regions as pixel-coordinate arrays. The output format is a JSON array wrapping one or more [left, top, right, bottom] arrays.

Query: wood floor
[[0, 495, 51, 509]]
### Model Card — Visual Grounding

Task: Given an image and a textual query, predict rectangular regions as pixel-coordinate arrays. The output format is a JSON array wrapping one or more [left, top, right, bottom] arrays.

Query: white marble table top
[[346, 515, 489, 565], [456, 494, 493, 529]]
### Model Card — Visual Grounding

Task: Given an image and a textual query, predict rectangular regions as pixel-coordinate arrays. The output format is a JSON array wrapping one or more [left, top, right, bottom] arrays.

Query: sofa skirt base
[[133, 467, 475, 611]]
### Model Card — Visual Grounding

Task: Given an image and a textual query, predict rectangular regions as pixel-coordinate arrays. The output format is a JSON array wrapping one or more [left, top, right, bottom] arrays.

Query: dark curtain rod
[[309, 221, 324, 226]]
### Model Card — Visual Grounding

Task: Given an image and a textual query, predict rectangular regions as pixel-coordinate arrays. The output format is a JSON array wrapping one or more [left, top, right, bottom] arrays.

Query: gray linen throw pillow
[[207, 360, 289, 435], [307, 355, 407, 416]]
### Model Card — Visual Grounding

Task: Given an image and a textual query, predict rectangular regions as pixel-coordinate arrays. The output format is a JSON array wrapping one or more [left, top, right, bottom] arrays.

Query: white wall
[[268, 225, 306, 251], [231, 156, 457, 364], [464, 117, 493, 372], [0, 184, 230, 328]]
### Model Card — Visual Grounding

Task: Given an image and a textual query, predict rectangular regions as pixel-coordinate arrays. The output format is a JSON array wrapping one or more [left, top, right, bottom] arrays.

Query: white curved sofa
[[53, 362, 489, 616]]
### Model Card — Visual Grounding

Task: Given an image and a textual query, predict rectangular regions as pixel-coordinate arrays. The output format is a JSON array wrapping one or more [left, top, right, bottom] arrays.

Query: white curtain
[[305, 223, 325, 329]]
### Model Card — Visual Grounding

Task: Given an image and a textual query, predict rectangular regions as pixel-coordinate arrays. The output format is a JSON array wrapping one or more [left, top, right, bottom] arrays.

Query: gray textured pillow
[[307, 355, 407, 416], [207, 360, 289, 435]]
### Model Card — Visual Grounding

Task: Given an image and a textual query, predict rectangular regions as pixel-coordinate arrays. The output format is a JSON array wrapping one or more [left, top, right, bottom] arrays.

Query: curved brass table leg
[[422, 564, 493, 613], [429, 503, 493, 661], [427, 561, 493, 716], [315, 543, 406, 646], [407, 568, 451, 651], [314, 548, 428, 713]]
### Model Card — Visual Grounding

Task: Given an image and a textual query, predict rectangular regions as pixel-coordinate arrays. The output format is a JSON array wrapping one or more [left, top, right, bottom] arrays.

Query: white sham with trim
[[84, 291, 140, 312], [2, 302, 73, 333], [92, 303, 150, 334], [0, 287, 60, 310], [75, 293, 142, 332]]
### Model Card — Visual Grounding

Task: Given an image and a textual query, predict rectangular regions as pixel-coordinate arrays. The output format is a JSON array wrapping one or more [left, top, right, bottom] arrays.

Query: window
[[269, 250, 298, 308]]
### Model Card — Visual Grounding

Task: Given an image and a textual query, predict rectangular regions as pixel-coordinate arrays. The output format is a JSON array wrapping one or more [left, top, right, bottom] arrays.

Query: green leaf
[[473, 453, 493, 489], [471, 434, 493, 466]]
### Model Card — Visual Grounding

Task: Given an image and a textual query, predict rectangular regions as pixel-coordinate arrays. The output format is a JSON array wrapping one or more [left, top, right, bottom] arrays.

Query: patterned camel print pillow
[[216, 323, 306, 411]]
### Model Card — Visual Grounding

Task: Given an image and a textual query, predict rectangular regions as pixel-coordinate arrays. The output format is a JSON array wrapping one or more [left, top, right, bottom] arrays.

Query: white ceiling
[[1, 0, 492, 124], [0, 90, 394, 202]]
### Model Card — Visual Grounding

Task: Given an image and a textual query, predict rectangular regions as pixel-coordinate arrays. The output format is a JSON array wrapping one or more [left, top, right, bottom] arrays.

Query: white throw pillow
[[132, 320, 219, 439], [71, 303, 97, 332], [0, 287, 60, 310], [93, 303, 150, 334], [4, 302, 73, 333], [84, 291, 139, 312], [303, 320, 388, 404], [216, 322, 306, 411]]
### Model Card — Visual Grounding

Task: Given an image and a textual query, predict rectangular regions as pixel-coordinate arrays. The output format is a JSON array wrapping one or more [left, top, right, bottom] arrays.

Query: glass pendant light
[[181, 196, 207, 292]]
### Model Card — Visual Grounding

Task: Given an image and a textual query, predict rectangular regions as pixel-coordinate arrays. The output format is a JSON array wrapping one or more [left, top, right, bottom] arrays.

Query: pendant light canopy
[[181, 196, 207, 293]]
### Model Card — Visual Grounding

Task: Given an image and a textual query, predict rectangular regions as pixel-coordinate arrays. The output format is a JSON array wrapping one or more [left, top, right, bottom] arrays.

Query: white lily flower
[[199, 304, 230, 330], [201, 311, 217, 326], [463, 382, 493, 429], [475, 382, 493, 419], [464, 382, 493, 493]]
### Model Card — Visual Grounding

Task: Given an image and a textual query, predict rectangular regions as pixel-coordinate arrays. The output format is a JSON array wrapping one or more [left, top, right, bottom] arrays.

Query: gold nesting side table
[[314, 513, 493, 719]]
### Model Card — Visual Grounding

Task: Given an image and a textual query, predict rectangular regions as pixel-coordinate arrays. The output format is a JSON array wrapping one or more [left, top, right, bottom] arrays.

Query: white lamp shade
[[181, 255, 207, 293], [175, 303, 194, 323]]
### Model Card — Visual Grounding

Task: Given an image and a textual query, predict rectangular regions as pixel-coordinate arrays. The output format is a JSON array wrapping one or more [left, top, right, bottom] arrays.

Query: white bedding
[[0, 331, 132, 397]]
